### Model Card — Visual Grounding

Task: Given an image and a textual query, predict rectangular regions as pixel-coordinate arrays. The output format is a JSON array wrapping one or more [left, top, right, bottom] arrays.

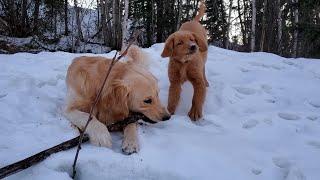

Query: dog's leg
[[203, 66, 209, 87], [168, 82, 182, 114], [122, 123, 139, 155], [65, 109, 112, 148], [188, 75, 206, 121]]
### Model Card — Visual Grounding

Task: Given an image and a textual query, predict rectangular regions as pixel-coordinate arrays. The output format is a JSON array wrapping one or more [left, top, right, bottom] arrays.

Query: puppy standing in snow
[[161, 1, 208, 121], [65, 45, 170, 154]]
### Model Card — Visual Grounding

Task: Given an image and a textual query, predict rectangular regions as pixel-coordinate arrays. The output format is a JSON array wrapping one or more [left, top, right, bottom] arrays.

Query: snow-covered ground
[[0, 44, 320, 180]]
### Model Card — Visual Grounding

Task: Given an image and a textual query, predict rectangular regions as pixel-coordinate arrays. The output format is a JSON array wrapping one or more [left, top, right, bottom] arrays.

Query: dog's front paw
[[87, 121, 112, 148], [188, 106, 203, 121], [122, 138, 139, 155], [167, 105, 176, 115]]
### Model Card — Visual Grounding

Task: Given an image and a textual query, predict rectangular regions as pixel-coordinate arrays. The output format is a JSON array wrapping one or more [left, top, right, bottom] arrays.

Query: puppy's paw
[[167, 105, 176, 115], [122, 137, 139, 155], [188, 106, 203, 121], [87, 120, 112, 148], [205, 80, 209, 87]]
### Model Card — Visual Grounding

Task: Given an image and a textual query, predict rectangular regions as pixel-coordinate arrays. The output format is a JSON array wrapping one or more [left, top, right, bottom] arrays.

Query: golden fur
[[161, 1, 208, 121], [65, 45, 170, 154]]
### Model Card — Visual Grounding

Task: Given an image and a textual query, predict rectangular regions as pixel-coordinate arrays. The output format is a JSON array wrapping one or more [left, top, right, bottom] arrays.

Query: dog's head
[[161, 31, 207, 62], [104, 63, 170, 124]]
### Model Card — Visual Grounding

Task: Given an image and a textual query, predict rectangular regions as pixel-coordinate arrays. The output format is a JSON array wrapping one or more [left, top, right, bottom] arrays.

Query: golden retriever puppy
[[65, 45, 170, 154], [161, 1, 208, 121]]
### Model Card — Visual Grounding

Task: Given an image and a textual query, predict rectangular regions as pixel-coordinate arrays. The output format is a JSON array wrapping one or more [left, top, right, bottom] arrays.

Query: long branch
[[0, 112, 147, 179]]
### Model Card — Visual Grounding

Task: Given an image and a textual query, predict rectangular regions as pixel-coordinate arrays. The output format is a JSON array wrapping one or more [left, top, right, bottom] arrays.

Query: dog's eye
[[177, 41, 183, 46], [190, 38, 195, 42], [144, 99, 152, 104]]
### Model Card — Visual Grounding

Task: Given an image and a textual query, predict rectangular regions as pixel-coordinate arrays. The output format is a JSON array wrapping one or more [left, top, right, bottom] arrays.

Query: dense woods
[[0, 0, 319, 58]]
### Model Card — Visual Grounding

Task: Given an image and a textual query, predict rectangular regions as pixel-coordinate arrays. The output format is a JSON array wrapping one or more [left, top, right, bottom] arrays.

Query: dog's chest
[[179, 63, 188, 82]]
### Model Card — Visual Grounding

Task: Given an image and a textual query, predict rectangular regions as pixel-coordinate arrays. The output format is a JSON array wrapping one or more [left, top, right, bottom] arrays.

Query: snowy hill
[[0, 44, 320, 180]]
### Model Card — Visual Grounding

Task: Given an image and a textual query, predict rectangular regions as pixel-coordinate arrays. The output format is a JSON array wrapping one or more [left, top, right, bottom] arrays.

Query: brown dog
[[65, 45, 170, 154], [161, 1, 208, 121]]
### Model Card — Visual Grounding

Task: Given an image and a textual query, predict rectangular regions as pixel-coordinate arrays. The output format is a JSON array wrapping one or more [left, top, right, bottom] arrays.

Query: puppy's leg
[[203, 66, 209, 87], [188, 74, 206, 121], [65, 109, 112, 148], [122, 123, 139, 155], [168, 82, 182, 114]]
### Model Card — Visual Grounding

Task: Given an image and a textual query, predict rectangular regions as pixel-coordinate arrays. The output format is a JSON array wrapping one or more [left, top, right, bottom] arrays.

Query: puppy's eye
[[190, 38, 195, 42], [177, 41, 183, 46], [144, 99, 152, 104]]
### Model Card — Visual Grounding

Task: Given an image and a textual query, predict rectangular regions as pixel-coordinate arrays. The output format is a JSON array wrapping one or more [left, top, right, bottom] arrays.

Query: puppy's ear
[[161, 35, 175, 58], [193, 33, 208, 52], [104, 80, 129, 120]]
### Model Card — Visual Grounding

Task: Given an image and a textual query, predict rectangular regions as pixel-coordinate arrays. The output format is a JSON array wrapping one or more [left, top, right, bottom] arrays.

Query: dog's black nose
[[190, 45, 196, 51], [162, 115, 171, 121]]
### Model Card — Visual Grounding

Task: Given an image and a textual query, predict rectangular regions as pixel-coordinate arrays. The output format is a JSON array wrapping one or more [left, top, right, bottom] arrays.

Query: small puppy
[[161, 1, 208, 121], [65, 45, 170, 154]]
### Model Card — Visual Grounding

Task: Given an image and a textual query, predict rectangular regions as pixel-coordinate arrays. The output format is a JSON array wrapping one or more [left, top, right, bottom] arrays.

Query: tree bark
[[260, 0, 268, 52], [176, 0, 182, 30], [33, 0, 40, 34], [64, 0, 69, 35], [100, 0, 108, 45], [251, 0, 256, 52], [21, 0, 28, 35], [74, 0, 84, 48], [156, 0, 164, 42], [112, 0, 121, 49], [226, 0, 233, 49], [293, 0, 299, 58], [122, 0, 129, 50], [277, 0, 282, 55], [237, 0, 246, 46]]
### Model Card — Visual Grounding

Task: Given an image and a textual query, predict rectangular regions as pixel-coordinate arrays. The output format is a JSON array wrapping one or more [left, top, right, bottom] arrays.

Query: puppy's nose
[[190, 45, 196, 51], [162, 115, 171, 121]]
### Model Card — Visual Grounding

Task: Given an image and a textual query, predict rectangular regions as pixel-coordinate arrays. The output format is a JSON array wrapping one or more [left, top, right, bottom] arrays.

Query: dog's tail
[[126, 45, 150, 69], [194, 0, 206, 21]]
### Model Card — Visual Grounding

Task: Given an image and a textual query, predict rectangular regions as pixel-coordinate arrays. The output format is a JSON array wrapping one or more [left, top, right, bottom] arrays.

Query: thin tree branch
[[0, 112, 148, 179]]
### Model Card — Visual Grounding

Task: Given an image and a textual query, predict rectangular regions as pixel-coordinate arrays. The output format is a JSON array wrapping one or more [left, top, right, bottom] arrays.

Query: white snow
[[0, 45, 320, 180]]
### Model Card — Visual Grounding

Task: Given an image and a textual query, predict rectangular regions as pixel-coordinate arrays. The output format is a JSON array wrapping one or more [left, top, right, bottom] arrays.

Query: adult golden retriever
[[161, 0, 208, 121], [65, 45, 170, 154]]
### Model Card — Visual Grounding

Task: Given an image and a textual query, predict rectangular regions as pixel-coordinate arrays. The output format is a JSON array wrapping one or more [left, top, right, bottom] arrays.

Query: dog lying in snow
[[65, 45, 170, 154], [161, 0, 208, 121]]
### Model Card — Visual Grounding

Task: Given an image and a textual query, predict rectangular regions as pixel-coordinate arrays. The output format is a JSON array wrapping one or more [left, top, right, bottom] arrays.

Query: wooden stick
[[0, 112, 148, 179], [0, 135, 89, 179]]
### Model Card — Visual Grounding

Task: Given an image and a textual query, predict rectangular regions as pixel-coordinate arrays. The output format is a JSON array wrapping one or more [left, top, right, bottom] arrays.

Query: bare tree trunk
[[21, 0, 28, 34], [176, 0, 182, 30], [237, 0, 246, 46], [97, 0, 100, 29], [122, 0, 129, 50], [64, 0, 68, 35], [277, 0, 282, 54], [226, 0, 233, 49], [103, 0, 112, 46], [100, 0, 108, 45], [251, 0, 256, 52], [113, 0, 121, 49], [33, 0, 40, 34], [74, 0, 83, 48], [156, 0, 164, 42], [260, 0, 267, 52], [293, 0, 299, 58]]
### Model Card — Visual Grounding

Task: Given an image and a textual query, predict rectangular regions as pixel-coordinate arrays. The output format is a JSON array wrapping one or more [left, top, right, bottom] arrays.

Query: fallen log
[[0, 112, 148, 179]]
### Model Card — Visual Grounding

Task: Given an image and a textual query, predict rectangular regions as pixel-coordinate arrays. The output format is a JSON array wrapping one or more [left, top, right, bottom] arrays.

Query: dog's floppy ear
[[161, 34, 175, 58], [193, 33, 208, 52], [104, 80, 129, 120]]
